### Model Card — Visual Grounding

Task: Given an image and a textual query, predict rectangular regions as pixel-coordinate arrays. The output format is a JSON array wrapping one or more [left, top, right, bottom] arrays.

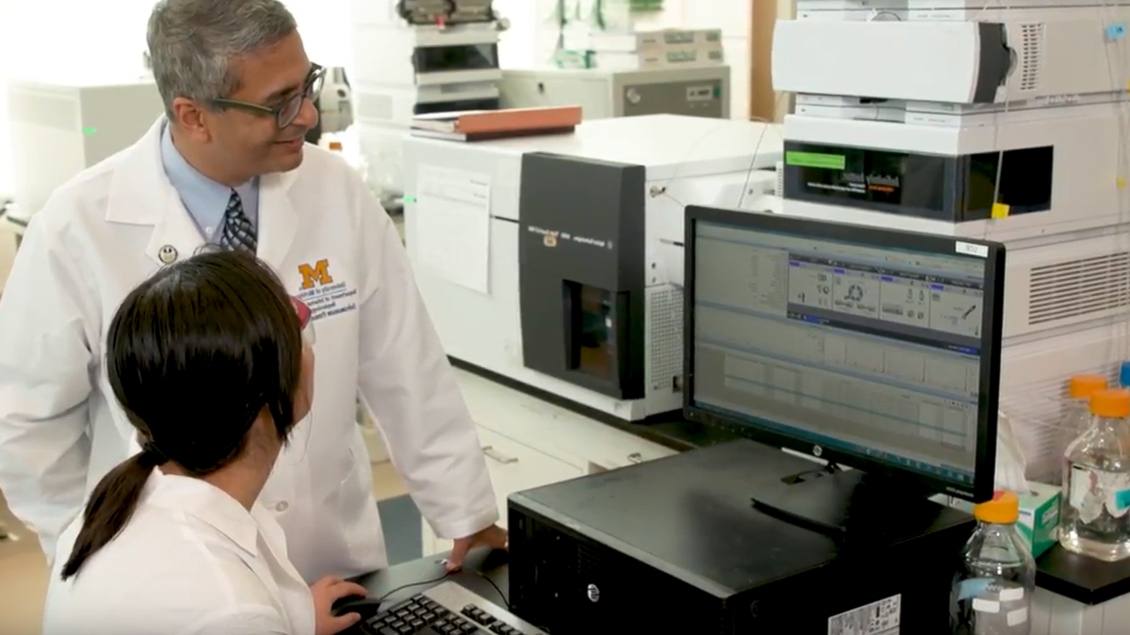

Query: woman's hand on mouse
[[310, 575, 369, 635]]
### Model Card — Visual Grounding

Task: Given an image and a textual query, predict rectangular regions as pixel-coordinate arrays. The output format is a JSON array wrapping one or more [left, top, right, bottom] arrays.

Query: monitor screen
[[684, 206, 1003, 500]]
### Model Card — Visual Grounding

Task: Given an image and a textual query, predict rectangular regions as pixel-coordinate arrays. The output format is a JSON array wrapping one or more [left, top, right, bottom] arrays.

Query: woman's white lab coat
[[0, 118, 498, 582], [42, 471, 318, 635]]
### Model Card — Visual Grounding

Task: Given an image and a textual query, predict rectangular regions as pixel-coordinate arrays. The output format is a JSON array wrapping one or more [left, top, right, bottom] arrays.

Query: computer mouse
[[331, 595, 383, 620]]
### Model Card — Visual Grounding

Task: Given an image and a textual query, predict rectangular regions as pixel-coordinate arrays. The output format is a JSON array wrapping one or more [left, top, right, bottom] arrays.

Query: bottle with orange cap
[[1045, 375, 1110, 485], [950, 491, 1036, 635], [1059, 388, 1130, 562], [1065, 375, 1108, 432]]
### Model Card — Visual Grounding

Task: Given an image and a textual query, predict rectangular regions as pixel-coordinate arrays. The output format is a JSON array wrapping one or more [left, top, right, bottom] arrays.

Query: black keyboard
[[359, 581, 546, 635]]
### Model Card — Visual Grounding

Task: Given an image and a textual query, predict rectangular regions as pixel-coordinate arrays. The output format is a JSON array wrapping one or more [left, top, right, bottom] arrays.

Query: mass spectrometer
[[402, 115, 783, 422], [768, 0, 1130, 483]]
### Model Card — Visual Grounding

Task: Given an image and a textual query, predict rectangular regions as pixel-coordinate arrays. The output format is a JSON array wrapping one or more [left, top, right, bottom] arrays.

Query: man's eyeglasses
[[213, 64, 326, 129]]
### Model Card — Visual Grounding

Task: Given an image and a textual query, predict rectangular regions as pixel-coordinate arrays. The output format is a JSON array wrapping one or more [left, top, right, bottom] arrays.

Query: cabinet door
[[421, 522, 442, 558], [478, 426, 585, 528], [420, 425, 584, 557], [1030, 587, 1130, 635]]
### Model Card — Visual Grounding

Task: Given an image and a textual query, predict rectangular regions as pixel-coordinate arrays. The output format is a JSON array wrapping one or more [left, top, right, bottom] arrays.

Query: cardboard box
[[1018, 483, 1061, 559]]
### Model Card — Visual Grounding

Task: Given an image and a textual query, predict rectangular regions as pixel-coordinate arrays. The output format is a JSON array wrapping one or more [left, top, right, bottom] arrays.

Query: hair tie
[[142, 442, 169, 465]]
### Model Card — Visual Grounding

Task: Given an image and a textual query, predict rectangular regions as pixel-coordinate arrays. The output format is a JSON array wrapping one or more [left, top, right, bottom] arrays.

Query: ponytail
[[60, 445, 167, 581]]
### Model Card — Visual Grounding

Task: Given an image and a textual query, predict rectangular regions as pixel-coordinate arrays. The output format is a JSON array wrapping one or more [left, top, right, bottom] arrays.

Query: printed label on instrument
[[827, 594, 901, 635], [955, 241, 989, 258]]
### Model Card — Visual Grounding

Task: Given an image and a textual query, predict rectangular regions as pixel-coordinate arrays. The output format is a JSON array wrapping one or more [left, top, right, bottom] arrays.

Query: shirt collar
[[159, 121, 259, 239], [143, 470, 260, 556]]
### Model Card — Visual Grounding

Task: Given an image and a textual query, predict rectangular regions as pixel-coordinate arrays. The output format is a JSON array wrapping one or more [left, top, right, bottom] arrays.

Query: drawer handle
[[627, 452, 643, 464], [483, 445, 518, 465]]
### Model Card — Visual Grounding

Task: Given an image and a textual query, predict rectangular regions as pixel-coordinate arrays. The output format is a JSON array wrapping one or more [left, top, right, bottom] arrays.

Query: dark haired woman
[[41, 251, 367, 635]]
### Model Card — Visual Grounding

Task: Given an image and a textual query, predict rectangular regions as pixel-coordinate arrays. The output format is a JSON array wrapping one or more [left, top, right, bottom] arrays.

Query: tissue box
[[1018, 483, 1061, 558], [930, 487, 1061, 558]]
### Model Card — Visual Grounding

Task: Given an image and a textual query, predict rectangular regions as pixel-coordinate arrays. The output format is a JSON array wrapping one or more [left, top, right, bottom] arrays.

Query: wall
[[777, 0, 795, 121], [0, 1, 155, 197], [0, 1, 13, 198], [0, 0, 348, 200], [0, 0, 761, 196], [751, 0, 796, 122]]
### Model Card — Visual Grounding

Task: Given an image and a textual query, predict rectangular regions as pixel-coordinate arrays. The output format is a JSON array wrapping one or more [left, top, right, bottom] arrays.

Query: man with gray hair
[[0, 0, 503, 600]]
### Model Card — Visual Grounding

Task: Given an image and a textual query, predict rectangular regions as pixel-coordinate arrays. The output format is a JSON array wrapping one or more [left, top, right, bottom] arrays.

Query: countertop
[[352, 548, 511, 609], [634, 416, 1130, 607], [452, 360, 1130, 607]]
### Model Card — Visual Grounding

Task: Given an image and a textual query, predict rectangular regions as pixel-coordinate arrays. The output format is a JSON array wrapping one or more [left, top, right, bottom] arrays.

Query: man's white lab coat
[[0, 118, 498, 581]]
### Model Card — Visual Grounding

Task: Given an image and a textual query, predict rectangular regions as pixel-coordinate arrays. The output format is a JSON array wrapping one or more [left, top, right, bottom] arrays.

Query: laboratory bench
[[351, 548, 511, 621], [441, 363, 1130, 634], [352, 547, 1129, 635]]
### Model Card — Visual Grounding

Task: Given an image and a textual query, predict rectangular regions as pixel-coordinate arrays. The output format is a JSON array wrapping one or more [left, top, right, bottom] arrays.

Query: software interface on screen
[[692, 220, 986, 486]]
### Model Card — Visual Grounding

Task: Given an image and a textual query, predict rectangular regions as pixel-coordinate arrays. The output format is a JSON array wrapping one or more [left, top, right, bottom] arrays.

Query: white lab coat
[[0, 118, 498, 582], [42, 471, 317, 635]]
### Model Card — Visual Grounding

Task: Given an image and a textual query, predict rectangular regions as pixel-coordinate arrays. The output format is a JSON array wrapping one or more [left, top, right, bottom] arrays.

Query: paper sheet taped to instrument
[[414, 165, 492, 295]]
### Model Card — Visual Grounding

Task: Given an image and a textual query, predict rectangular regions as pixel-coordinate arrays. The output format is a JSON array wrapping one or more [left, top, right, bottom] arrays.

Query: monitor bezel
[[682, 205, 1004, 503]]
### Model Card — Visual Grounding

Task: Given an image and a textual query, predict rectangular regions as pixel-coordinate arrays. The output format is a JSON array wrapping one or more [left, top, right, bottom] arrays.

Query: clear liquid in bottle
[[1059, 388, 1130, 562], [1048, 375, 1108, 485], [950, 491, 1036, 635]]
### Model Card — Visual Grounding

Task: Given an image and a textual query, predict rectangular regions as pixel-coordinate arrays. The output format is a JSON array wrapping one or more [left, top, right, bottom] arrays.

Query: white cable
[[651, 91, 789, 210], [1095, 0, 1130, 369]]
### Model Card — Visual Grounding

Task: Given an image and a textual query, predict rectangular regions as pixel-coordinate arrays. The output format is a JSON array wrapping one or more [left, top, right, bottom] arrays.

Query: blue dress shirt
[[159, 122, 259, 241]]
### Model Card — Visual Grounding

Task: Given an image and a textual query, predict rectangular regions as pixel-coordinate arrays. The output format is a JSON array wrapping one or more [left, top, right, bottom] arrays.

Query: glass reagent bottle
[[950, 491, 1036, 635], [1060, 388, 1130, 562]]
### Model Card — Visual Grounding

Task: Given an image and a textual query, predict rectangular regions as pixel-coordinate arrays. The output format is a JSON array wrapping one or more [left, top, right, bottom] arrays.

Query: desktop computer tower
[[508, 440, 975, 634]]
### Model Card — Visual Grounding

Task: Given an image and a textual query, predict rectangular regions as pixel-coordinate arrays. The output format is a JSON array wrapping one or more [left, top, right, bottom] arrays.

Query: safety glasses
[[213, 64, 327, 129], [292, 296, 316, 346]]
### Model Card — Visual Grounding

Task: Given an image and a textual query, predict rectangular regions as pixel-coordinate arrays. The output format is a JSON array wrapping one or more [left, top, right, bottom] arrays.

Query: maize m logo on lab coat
[[296, 259, 358, 321]]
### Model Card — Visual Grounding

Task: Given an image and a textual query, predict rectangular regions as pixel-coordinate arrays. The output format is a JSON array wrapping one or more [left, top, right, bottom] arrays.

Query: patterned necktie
[[220, 189, 257, 253]]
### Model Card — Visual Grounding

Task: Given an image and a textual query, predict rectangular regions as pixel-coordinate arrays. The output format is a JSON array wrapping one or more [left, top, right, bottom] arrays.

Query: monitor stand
[[750, 464, 937, 541]]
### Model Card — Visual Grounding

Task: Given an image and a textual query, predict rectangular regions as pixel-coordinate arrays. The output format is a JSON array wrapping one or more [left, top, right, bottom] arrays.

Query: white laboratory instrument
[[4, 78, 163, 230], [773, 3, 1130, 110], [766, 0, 1130, 479], [401, 115, 783, 422], [499, 66, 731, 120], [350, 0, 508, 199], [316, 67, 354, 136]]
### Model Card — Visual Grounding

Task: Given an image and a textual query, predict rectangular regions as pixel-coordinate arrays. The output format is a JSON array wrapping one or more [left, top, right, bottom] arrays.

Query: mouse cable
[[464, 568, 510, 611], [376, 572, 454, 605], [374, 569, 509, 612]]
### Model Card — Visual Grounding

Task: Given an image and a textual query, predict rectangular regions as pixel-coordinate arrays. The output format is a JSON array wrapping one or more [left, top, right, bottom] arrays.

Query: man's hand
[[446, 524, 508, 572], [310, 575, 369, 635]]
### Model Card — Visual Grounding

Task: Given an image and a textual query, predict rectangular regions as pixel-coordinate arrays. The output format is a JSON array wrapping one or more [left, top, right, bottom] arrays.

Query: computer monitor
[[683, 205, 1004, 535]]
